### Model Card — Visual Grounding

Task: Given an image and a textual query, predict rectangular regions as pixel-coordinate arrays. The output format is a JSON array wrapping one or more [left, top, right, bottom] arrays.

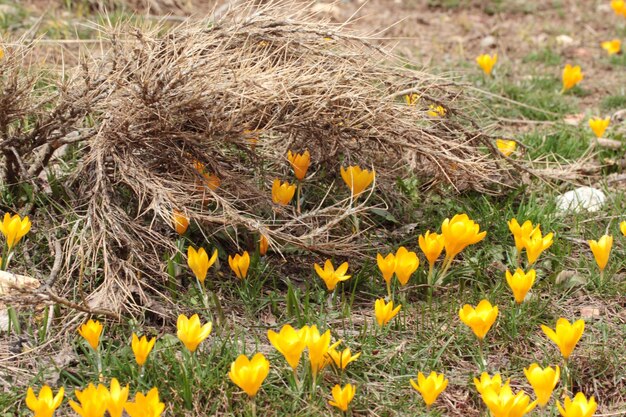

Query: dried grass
[[3, 2, 512, 315]]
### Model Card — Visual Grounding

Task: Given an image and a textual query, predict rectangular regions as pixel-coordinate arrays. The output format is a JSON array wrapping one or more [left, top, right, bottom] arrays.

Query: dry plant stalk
[[3, 2, 511, 315]]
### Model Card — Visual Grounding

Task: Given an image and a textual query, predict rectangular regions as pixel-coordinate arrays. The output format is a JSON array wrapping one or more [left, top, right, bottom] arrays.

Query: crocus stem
[[437, 256, 453, 285], [352, 213, 359, 234], [296, 182, 302, 215], [250, 398, 257, 417], [96, 349, 103, 377], [292, 368, 300, 390], [386, 280, 391, 300], [563, 358, 571, 396], [197, 280, 211, 314], [477, 339, 486, 372], [138, 365, 145, 388]]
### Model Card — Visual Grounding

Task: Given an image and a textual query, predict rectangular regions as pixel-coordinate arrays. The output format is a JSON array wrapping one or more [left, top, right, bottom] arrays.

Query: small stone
[[556, 187, 606, 213], [580, 306, 601, 319], [480, 36, 497, 48], [556, 35, 575, 47]]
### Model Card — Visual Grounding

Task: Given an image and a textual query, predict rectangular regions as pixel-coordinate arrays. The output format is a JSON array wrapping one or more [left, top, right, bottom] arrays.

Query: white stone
[[556, 186, 606, 213]]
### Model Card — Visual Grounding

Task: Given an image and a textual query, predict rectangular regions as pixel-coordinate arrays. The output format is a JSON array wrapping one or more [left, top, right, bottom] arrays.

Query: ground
[[0, 0, 625, 416]]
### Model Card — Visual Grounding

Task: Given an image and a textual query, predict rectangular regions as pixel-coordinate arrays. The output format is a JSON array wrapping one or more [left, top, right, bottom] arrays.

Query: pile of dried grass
[[4, 2, 512, 315]]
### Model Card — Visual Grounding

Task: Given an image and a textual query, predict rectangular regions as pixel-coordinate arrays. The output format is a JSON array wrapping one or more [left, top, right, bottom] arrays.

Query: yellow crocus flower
[[476, 53, 498, 75], [458, 299, 498, 340], [176, 313, 212, 353], [441, 213, 487, 261], [621, 220, 626, 236], [68, 383, 110, 417], [306, 326, 339, 378], [259, 234, 269, 256], [588, 235, 612, 272], [481, 384, 537, 417], [508, 218, 539, 253], [394, 246, 419, 286], [540, 318, 584, 359], [25, 385, 64, 417], [328, 346, 361, 371], [410, 371, 448, 408], [131, 333, 156, 367], [172, 209, 189, 235], [78, 319, 103, 351], [124, 387, 165, 417], [267, 324, 307, 371], [523, 364, 560, 408], [340, 165, 375, 197], [374, 298, 401, 327], [106, 378, 128, 417], [376, 252, 396, 290], [0, 212, 31, 250], [287, 150, 311, 181], [473, 372, 507, 395], [228, 251, 250, 279], [328, 384, 356, 412], [505, 268, 536, 304], [557, 393, 597, 417], [496, 139, 516, 157], [187, 246, 218, 284], [523, 228, 553, 265], [313, 259, 351, 291], [588, 117, 610, 138], [271, 179, 296, 205], [561, 64, 583, 91], [228, 353, 270, 397], [427, 104, 446, 117], [418, 231, 445, 268], [601, 39, 621, 55]]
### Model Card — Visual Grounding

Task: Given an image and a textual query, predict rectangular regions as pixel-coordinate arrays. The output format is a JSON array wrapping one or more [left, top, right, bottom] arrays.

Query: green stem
[[386, 280, 392, 300], [437, 256, 453, 286], [96, 349, 103, 378], [477, 339, 486, 372], [563, 358, 571, 396]]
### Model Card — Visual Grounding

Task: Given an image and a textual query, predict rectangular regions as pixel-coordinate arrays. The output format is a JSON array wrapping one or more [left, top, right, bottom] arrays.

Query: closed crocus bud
[[340, 165, 375, 197], [374, 298, 401, 327], [557, 393, 597, 417], [313, 259, 351, 291], [523, 228, 553, 265], [459, 300, 498, 340], [228, 251, 250, 279], [541, 318, 584, 359], [476, 53, 497, 75], [271, 179, 296, 205], [394, 247, 419, 286], [131, 333, 156, 367], [68, 383, 110, 417], [588, 117, 610, 139], [507, 219, 539, 253], [26, 385, 64, 417], [410, 371, 448, 408], [328, 346, 361, 371], [107, 378, 129, 417], [187, 246, 218, 284], [441, 214, 487, 261], [524, 364, 560, 408], [473, 372, 507, 395], [259, 234, 269, 256], [0, 213, 31, 250], [328, 384, 356, 412], [125, 387, 165, 417], [376, 252, 396, 286], [418, 231, 445, 268], [505, 268, 536, 304], [172, 209, 189, 235], [287, 150, 311, 181], [561, 64, 583, 91], [621, 220, 626, 236], [588, 235, 613, 272], [601, 39, 621, 55], [177, 314, 212, 353], [228, 353, 270, 397], [78, 319, 103, 351], [267, 324, 307, 371], [496, 139, 516, 157], [481, 384, 537, 417]]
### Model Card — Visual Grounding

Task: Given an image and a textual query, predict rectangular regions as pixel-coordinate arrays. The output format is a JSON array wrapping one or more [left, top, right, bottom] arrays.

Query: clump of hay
[[5, 3, 512, 315]]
